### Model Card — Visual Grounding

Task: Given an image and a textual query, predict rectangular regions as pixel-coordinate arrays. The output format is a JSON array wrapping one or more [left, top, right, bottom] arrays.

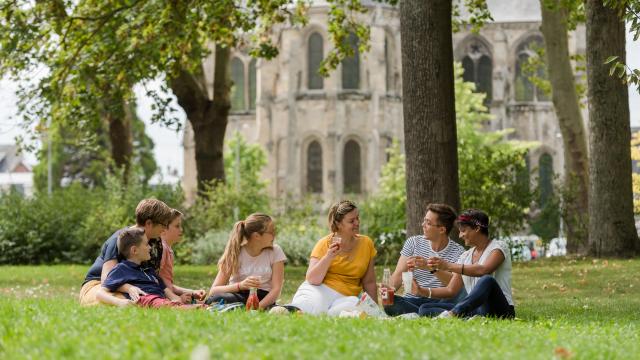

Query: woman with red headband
[[412, 209, 515, 319]]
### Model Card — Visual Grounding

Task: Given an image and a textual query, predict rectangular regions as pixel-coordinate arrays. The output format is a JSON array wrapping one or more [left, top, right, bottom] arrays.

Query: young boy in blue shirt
[[80, 198, 173, 306], [97, 228, 202, 309]]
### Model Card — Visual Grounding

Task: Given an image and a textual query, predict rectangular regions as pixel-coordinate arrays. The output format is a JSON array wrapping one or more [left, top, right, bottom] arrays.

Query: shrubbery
[[0, 67, 540, 265], [0, 177, 183, 264]]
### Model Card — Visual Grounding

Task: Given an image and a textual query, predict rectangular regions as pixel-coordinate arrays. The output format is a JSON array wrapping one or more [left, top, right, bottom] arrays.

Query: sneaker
[[435, 310, 453, 319], [269, 305, 302, 314], [398, 313, 420, 320], [466, 315, 482, 322], [208, 302, 244, 313], [268, 306, 289, 315]]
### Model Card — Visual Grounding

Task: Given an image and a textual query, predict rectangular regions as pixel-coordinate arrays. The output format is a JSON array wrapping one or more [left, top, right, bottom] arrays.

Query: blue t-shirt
[[83, 227, 163, 284], [83, 228, 125, 284], [102, 260, 166, 299]]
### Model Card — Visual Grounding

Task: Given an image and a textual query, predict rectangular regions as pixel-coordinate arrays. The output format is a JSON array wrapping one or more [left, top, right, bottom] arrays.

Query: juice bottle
[[246, 287, 260, 311], [381, 268, 394, 306]]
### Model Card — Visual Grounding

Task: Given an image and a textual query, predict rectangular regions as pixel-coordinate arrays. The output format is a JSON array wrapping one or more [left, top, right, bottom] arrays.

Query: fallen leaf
[[554, 347, 573, 359]]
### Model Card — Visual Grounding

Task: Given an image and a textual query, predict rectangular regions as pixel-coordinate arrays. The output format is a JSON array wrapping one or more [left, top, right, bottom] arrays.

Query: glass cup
[[401, 271, 413, 296], [332, 236, 342, 250]]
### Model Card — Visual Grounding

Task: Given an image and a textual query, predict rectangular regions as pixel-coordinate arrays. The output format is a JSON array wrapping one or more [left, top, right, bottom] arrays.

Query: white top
[[457, 240, 514, 306], [229, 244, 287, 292]]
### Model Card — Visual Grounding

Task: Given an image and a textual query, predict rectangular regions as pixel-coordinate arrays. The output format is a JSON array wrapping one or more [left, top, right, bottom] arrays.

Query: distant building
[[183, 0, 587, 204], [0, 144, 33, 196], [632, 127, 640, 174]]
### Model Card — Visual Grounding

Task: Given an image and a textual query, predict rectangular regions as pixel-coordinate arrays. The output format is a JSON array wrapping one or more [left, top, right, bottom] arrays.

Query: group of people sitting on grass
[[79, 198, 514, 319]]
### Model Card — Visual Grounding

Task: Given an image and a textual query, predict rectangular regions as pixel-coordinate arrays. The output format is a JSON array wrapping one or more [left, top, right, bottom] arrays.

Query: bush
[[190, 195, 325, 266], [0, 175, 183, 264], [0, 184, 96, 264], [190, 225, 323, 267], [190, 229, 229, 265]]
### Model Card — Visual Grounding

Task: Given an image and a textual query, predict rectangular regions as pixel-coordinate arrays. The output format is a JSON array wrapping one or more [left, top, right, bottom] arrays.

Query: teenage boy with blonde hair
[[79, 199, 172, 306]]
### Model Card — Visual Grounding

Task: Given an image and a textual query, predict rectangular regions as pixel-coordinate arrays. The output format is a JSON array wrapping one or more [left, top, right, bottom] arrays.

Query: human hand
[[126, 286, 147, 302], [118, 298, 135, 307], [193, 289, 206, 301], [179, 292, 194, 304], [239, 276, 261, 291], [409, 256, 428, 270], [406, 256, 415, 271], [427, 256, 448, 271], [326, 239, 341, 259]]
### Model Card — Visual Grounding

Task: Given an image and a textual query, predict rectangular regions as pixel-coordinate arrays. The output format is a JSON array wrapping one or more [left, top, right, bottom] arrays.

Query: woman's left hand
[[427, 256, 449, 272]]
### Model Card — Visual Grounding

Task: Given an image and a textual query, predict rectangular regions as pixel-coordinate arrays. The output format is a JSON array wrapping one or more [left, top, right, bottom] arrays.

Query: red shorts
[[137, 294, 205, 309]]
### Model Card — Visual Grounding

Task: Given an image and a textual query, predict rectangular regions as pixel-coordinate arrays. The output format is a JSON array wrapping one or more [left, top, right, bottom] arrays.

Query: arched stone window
[[460, 40, 493, 106], [307, 141, 323, 193], [249, 59, 257, 110], [230, 57, 245, 111], [515, 35, 548, 102], [308, 32, 324, 90], [343, 140, 362, 193], [517, 153, 531, 192], [538, 153, 554, 206], [342, 33, 360, 90]]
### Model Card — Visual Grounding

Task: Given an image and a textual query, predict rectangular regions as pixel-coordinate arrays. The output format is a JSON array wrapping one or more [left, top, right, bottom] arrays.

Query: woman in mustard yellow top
[[289, 200, 378, 315]]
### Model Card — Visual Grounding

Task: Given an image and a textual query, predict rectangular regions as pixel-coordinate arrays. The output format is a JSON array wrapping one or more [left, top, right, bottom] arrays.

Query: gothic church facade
[[183, 2, 586, 204]]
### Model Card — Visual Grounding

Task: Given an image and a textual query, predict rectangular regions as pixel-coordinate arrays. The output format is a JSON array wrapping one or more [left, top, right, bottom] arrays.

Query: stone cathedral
[[182, 1, 587, 204]]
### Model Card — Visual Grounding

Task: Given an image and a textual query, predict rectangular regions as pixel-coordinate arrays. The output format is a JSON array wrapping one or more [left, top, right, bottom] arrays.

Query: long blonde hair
[[218, 213, 272, 275]]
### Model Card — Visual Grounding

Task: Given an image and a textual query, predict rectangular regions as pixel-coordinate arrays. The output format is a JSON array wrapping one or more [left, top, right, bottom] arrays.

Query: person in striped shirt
[[382, 203, 465, 316]]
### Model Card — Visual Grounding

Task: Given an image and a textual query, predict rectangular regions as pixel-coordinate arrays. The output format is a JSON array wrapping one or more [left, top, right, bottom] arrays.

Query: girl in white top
[[206, 213, 286, 309], [412, 209, 515, 319]]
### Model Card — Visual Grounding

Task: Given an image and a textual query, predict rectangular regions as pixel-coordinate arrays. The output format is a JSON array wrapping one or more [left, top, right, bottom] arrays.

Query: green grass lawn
[[1, 258, 639, 359]]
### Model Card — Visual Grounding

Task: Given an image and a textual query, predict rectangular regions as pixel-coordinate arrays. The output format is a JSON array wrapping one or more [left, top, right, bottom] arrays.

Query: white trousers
[[290, 281, 359, 316]]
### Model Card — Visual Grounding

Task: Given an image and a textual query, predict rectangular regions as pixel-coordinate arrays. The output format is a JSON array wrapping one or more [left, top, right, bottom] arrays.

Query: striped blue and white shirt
[[400, 235, 465, 298]]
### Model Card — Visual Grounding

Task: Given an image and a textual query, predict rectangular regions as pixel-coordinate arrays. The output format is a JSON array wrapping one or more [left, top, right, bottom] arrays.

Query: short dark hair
[[117, 228, 146, 259], [457, 209, 490, 236], [425, 203, 458, 234]]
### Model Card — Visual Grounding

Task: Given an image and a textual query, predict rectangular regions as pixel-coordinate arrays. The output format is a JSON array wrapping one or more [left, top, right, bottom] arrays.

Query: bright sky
[[0, 13, 638, 184]]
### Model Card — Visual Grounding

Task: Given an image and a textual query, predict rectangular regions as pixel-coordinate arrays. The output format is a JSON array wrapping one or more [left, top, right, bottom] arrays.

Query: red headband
[[457, 215, 488, 228]]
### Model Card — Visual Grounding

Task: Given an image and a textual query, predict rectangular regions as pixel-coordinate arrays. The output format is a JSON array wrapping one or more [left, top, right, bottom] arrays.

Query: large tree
[[400, 0, 460, 236], [0, 0, 366, 194], [585, 0, 639, 256], [170, 46, 231, 192], [538, 0, 590, 253]]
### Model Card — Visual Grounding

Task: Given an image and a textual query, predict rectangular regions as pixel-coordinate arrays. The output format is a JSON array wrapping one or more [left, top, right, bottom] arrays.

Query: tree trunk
[[585, 0, 639, 257], [102, 88, 133, 179], [170, 45, 231, 194], [539, 0, 590, 253], [400, 0, 460, 236]]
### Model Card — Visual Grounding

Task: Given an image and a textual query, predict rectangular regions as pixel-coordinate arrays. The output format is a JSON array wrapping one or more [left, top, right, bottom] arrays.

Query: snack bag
[[355, 292, 388, 318]]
